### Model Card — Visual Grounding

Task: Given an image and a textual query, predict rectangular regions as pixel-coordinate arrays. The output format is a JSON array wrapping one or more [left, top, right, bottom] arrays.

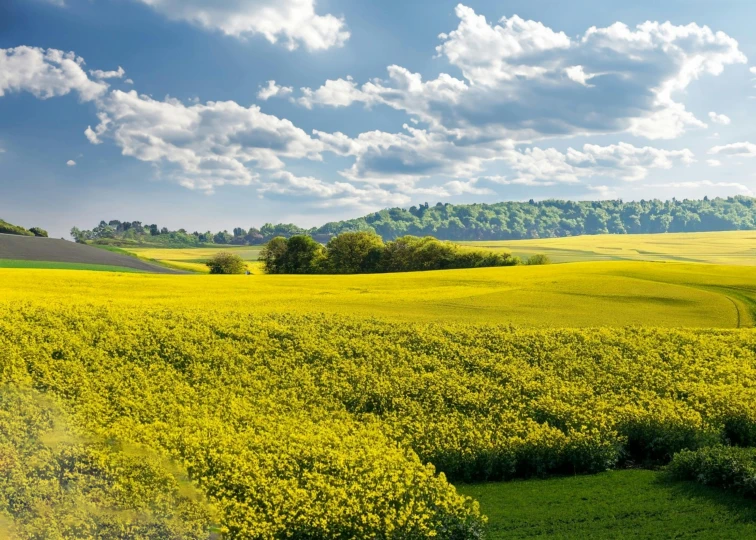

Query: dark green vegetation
[[669, 446, 756, 498], [73, 196, 756, 246], [205, 252, 247, 274], [459, 470, 756, 539], [0, 259, 141, 272], [259, 232, 519, 274], [0, 219, 47, 237]]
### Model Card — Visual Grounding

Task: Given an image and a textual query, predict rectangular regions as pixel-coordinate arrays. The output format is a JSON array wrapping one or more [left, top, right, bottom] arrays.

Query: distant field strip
[[0, 234, 184, 274], [0, 259, 141, 272], [462, 230, 756, 265], [127, 246, 264, 274], [1, 261, 754, 328]]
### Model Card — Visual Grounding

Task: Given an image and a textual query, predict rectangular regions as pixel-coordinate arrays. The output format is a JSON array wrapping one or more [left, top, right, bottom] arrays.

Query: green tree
[[325, 231, 385, 273], [281, 235, 326, 274], [205, 252, 247, 274], [28, 227, 48, 238], [259, 237, 289, 274]]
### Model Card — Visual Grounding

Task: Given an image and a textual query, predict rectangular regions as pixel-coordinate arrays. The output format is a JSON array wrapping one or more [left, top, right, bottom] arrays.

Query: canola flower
[[2, 290, 756, 538]]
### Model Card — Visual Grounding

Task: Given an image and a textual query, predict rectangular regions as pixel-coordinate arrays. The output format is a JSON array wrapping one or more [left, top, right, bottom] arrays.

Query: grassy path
[[458, 470, 756, 539]]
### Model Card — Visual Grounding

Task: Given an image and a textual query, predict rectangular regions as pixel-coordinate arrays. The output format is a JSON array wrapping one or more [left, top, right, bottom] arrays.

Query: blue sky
[[2, 0, 756, 238]]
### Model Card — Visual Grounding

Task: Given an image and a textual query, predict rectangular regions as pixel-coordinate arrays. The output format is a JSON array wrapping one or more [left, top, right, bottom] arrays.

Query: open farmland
[[2, 292, 756, 537], [120, 230, 756, 275], [461, 230, 756, 265], [127, 246, 265, 273], [0, 234, 184, 274], [2, 262, 754, 328]]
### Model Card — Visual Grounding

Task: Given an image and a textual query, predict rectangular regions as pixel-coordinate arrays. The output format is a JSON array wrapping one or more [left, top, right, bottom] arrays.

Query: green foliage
[[72, 196, 756, 246], [525, 254, 551, 265], [28, 227, 48, 238], [205, 252, 247, 275], [262, 233, 518, 274], [0, 219, 34, 237], [668, 446, 756, 497], [260, 235, 326, 274], [324, 231, 385, 273]]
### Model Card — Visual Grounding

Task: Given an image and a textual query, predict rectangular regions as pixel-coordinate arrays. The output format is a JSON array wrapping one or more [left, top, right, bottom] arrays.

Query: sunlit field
[[128, 246, 265, 273], [461, 230, 756, 265], [2, 261, 754, 328], [4, 246, 756, 537]]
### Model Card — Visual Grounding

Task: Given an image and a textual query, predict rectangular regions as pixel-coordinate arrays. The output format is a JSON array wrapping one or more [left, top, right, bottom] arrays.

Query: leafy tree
[[325, 231, 385, 273], [280, 235, 327, 274], [259, 237, 289, 274], [206, 252, 247, 274]]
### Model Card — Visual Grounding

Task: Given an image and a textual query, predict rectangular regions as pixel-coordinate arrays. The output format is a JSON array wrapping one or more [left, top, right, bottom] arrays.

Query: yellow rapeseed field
[[2, 261, 756, 537], [461, 230, 756, 265], [1, 261, 753, 327]]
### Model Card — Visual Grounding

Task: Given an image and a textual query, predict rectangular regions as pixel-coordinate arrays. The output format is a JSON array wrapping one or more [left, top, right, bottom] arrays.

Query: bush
[[526, 254, 551, 265], [205, 252, 246, 274], [28, 227, 48, 238], [668, 446, 756, 497], [0, 219, 33, 236]]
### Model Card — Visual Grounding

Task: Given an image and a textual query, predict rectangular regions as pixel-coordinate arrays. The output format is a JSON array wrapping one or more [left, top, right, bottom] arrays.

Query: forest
[[70, 196, 756, 247]]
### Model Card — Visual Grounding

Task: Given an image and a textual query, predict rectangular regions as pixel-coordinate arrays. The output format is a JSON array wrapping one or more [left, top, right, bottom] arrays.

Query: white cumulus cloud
[[708, 112, 731, 125], [0, 46, 108, 101], [257, 80, 293, 101], [709, 142, 756, 158], [66, 159, 76, 166], [133, 0, 349, 51], [298, 5, 745, 143], [90, 66, 126, 80]]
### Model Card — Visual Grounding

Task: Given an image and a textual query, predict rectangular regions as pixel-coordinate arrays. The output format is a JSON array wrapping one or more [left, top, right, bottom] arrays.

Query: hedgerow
[[668, 446, 756, 497], [2, 302, 756, 537]]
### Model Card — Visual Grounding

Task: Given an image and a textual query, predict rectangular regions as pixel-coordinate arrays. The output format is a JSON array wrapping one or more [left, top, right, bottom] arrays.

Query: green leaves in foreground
[[668, 446, 756, 497]]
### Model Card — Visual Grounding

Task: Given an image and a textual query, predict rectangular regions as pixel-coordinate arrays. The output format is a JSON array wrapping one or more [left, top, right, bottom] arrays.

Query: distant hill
[[0, 234, 184, 274], [0, 219, 47, 238], [72, 196, 756, 247]]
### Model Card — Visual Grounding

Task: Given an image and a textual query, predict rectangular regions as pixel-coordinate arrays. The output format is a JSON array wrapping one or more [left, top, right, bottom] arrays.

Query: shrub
[[526, 254, 551, 265], [28, 227, 48, 238], [668, 446, 756, 497], [205, 252, 246, 274], [0, 219, 33, 236]]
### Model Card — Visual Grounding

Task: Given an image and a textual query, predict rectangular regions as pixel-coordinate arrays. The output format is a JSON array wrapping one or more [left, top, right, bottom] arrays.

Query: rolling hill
[[0, 234, 185, 274]]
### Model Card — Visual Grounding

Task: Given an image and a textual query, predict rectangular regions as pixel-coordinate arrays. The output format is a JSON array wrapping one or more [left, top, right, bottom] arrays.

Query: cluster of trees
[[72, 197, 756, 247], [260, 232, 520, 274], [0, 219, 47, 237], [71, 220, 307, 246]]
